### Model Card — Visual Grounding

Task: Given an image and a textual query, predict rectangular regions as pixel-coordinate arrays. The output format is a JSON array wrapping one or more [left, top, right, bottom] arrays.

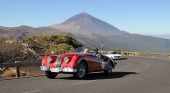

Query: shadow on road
[[121, 58, 128, 60], [113, 58, 128, 61], [57, 71, 138, 80]]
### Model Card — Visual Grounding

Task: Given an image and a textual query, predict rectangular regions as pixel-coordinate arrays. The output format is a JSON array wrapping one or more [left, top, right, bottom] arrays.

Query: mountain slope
[[1, 12, 170, 52], [50, 12, 123, 35], [153, 35, 170, 39], [0, 26, 61, 39], [106, 33, 170, 52]]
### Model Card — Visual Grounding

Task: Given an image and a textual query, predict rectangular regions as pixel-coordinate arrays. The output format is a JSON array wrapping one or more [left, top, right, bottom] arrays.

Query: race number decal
[[101, 62, 105, 69]]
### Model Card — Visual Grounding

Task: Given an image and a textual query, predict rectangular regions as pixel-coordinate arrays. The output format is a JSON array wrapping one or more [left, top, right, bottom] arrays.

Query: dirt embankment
[[0, 39, 45, 79]]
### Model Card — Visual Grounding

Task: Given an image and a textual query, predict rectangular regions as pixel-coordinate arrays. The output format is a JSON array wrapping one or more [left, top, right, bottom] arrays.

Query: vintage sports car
[[106, 51, 122, 60], [40, 47, 117, 79]]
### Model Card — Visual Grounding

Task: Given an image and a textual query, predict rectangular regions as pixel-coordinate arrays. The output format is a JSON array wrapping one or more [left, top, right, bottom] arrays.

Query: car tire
[[104, 61, 113, 74], [45, 71, 58, 79], [75, 62, 87, 79]]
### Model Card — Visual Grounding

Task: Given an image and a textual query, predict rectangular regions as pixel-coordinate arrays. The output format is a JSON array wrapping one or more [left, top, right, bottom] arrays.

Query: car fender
[[109, 57, 117, 69]]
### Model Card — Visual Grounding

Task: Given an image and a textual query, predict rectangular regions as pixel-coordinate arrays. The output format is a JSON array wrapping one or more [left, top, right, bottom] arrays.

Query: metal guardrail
[[123, 52, 170, 59], [0, 61, 41, 78], [96, 50, 170, 59], [88, 50, 170, 59]]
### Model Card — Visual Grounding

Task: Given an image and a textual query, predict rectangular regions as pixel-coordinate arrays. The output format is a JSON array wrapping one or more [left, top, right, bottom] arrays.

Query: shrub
[[1, 68, 27, 78], [2, 68, 16, 78]]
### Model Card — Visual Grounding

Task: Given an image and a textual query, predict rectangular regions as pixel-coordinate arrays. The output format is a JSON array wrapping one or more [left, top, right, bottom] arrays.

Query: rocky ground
[[0, 39, 45, 79]]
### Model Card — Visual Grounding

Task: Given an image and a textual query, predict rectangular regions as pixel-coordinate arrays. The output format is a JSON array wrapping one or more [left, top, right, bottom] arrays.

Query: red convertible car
[[40, 47, 117, 79]]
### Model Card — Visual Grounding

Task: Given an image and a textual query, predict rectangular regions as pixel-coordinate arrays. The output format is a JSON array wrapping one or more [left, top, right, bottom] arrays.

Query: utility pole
[[101, 41, 103, 53]]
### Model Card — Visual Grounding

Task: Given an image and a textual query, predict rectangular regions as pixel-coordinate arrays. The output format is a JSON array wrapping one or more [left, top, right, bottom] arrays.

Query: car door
[[87, 55, 102, 72], [85, 54, 105, 72], [84, 55, 98, 72], [94, 56, 105, 71]]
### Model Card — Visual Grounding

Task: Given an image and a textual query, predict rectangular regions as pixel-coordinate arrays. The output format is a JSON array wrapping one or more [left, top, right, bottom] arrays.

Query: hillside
[[106, 33, 170, 52], [0, 26, 61, 39], [0, 39, 44, 63], [0, 34, 82, 63], [153, 35, 170, 39]]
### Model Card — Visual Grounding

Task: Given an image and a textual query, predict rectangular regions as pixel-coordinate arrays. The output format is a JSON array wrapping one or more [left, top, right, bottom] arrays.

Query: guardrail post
[[147, 53, 150, 57], [138, 53, 140, 56], [15, 61, 20, 78]]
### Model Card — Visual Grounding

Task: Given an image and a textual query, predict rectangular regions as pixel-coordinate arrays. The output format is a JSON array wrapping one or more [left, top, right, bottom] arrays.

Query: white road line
[[22, 90, 42, 93], [72, 80, 98, 86], [135, 61, 150, 72]]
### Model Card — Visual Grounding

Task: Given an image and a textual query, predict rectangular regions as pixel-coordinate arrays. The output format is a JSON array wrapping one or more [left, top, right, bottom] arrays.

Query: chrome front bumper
[[113, 56, 121, 59], [40, 66, 77, 73]]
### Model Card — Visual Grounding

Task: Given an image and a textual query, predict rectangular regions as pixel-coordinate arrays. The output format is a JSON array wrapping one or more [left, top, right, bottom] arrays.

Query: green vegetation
[[24, 34, 82, 54]]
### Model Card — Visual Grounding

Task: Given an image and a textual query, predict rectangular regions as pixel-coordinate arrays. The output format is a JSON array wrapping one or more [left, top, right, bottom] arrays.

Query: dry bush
[[1, 68, 27, 78], [2, 68, 16, 78], [0, 66, 44, 79]]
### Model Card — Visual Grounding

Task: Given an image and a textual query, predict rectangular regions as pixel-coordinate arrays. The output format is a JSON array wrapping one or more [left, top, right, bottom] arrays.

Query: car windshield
[[73, 47, 84, 53], [110, 52, 118, 54]]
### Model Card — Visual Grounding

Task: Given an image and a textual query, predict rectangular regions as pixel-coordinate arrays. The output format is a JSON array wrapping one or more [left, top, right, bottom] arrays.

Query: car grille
[[114, 56, 121, 59], [55, 55, 62, 67]]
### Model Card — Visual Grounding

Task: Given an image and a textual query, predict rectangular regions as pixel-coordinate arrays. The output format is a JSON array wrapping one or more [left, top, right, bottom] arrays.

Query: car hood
[[60, 53, 93, 57], [107, 54, 121, 56]]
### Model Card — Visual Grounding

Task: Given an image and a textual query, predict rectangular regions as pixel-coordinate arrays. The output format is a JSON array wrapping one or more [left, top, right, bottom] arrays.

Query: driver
[[94, 48, 104, 59], [93, 48, 98, 56]]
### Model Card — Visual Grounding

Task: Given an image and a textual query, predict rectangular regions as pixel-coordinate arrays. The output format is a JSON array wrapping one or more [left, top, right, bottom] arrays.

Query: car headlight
[[64, 57, 69, 63], [47, 56, 52, 63]]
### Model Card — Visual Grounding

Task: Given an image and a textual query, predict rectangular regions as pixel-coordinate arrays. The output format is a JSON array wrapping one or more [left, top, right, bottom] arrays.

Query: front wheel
[[74, 62, 87, 79], [45, 71, 58, 79]]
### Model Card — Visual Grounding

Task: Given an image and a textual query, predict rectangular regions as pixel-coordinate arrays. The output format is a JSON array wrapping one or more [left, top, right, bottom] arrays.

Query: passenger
[[83, 48, 89, 53], [94, 48, 104, 59]]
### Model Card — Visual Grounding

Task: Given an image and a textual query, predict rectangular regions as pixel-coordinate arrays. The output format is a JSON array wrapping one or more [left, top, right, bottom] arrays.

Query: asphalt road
[[1, 56, 170, 93]]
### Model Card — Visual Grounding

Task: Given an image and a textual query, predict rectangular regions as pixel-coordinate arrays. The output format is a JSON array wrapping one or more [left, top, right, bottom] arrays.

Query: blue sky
[[0, 0, 170, 35]]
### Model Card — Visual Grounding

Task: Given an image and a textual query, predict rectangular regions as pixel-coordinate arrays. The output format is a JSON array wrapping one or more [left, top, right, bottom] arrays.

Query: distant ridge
[[50, 12, 123, 35], [1, 12, 170, 52]]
